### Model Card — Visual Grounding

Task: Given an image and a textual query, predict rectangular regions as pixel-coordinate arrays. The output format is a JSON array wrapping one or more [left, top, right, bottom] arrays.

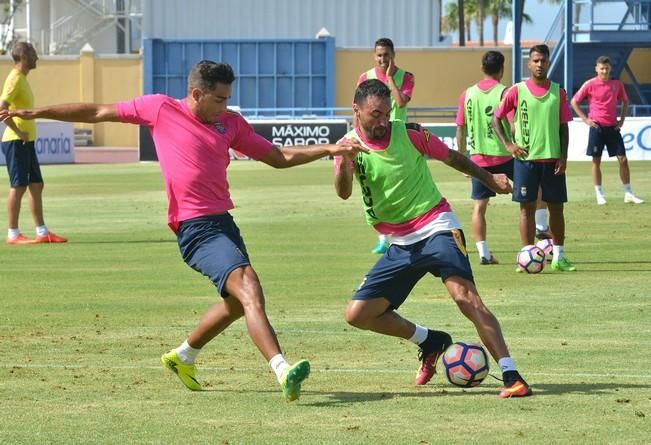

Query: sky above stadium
[[443, 0, 627, 43]]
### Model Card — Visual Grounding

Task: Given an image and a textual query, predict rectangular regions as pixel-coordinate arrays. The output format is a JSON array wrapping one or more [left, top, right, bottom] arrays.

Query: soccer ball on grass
[[535, 238, 554, 261], [516, 244, 546, 273], [441, 341, 489, 388]]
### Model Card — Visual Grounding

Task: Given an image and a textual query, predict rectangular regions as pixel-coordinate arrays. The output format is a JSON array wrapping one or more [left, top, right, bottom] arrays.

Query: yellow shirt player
[[1, 42, 67, 244]]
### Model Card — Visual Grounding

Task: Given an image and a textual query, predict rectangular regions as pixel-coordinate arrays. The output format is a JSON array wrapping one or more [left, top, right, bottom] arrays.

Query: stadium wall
[[336, 47, 514, 118], [0, 48, 649, 147]]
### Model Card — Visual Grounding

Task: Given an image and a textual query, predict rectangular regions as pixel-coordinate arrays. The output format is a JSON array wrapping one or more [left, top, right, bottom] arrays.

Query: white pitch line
[[1, 363, 649, 379]]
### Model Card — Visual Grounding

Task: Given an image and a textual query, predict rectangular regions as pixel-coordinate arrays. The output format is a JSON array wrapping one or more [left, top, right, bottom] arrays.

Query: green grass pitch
[[1, 160, 649, 444]]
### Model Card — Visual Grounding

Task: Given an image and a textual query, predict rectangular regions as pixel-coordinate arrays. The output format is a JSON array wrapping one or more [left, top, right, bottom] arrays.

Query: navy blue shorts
[[512, 159, 567, 204], [586, 125, 626, 158], [2, 140, 43, 187], [176, 213, 250, 297], [471, 158, 514, 200], [353, 229, 474, 310]]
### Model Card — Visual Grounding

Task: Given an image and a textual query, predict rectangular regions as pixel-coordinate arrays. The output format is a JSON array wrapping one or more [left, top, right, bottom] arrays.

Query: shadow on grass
[[527, 382, 651, 396], [302, 388, 497, 406], [296, 381, 651, 406]]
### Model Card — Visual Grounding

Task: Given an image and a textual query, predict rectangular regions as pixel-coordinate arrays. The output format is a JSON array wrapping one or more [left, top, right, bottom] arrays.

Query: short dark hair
[[187, 60, 236, 92], [596, 56, 611, 65], [529, 44, 550, 58], [374, 37, 395, 53], [11, 41, 35, 63], [354, 79, 391, 106], [482, 51, 504, 75]]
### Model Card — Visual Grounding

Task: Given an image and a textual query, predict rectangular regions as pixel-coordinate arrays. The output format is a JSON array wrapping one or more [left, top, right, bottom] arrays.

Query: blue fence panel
[[143, 37, 335, 112]]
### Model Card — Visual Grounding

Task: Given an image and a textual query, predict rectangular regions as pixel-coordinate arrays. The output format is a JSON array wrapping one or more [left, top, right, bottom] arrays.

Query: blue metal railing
[[239, 106, 459, 121], [574, 0, 651, 31], [238, 105, 650, 120]]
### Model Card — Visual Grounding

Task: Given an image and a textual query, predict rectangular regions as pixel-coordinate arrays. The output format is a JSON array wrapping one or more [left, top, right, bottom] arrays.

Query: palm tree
[[458, 0, 466, 46], [488, 0, 532, 46], [464, 0, 478, 43], [477, 0, 487, 46], [443, 1, 466, 46]]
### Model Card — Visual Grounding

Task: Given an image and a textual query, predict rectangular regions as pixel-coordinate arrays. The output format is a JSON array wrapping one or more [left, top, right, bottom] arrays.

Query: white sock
[[379, 234, 389, 244], [175, 340, 201, 364], [35, 225, 49, 236], [269, 354, 290, 382], [476, 241, 490, 260], [623, 184, 632, 194], [595, 185, 604, 197], [408, 324, 429, 345], [498, 357, 517, 373], [535, 209, 548, 232], [7, 228, 21, 239], [552, 244, 565, 260]]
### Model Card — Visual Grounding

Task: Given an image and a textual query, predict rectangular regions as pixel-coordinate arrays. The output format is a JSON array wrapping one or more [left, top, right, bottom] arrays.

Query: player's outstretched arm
[[0, 103, 121, 124], [442, 149, 512, 195], [259, 142, 368, 169]]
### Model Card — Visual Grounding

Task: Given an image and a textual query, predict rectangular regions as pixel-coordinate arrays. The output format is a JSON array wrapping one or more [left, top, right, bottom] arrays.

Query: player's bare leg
[[617, 155, 644, 203], [345, 298, 451, 385], [519, 201, 537, 246], [345, 298, 414, 338], [7, 186, 26, 230], [444, 276, 508, 360], [445, 276, 531, 397], [27, 182, 45, 227], [472, 198, 497, 264], [547, 202, 576, 271], [592, 157, 607, 204]]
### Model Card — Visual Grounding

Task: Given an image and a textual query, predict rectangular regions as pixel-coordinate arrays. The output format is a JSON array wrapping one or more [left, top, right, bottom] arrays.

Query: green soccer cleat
[[551, 257, 576, 272], [280, 359, 311, 402], [161, 350, 202, 391]]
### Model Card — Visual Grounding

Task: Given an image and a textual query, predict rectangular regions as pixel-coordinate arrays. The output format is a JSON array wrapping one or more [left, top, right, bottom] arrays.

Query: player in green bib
[[333, 79, 532, 398], [356, 38, 415, 254], [492, 45, 576, 272], [456, 51, 514, 266]]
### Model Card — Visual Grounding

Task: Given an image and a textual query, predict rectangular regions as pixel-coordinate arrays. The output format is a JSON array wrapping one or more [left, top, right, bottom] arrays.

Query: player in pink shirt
[[571, 55, 644, 205], [1, 60, 367, 401], [356, 37, 415, 254]]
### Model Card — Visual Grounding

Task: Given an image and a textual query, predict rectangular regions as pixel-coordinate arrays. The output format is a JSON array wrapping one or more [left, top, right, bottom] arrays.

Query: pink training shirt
[[335, 124, 454, 236], [357, 66, 415, 99], [117, 94, 274, 232], [456, 79, 513, 167], [572, 77, 628, 126], [495, 79, 573, 124]]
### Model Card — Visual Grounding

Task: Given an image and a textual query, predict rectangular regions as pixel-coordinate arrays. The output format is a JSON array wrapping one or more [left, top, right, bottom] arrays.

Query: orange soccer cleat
[[6, 234, 36, 245], [34, 232, 68, 243]]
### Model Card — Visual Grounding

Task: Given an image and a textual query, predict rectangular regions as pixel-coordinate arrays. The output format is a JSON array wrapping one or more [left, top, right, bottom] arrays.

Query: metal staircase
[[49, 0, 142, 54], [544, 0, 651, 104]]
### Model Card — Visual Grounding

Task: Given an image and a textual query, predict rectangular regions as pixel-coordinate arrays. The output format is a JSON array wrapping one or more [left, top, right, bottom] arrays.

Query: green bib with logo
[[347, 121, 442, 226], [514, 82, 561, 160], [464, 83, 511, 156]]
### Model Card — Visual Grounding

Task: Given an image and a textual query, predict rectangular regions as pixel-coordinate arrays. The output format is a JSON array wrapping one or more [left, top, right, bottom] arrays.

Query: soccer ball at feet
[[442, 342, 489, 388], [517, 245, 546, 273], [535, 238, 553, 260]]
